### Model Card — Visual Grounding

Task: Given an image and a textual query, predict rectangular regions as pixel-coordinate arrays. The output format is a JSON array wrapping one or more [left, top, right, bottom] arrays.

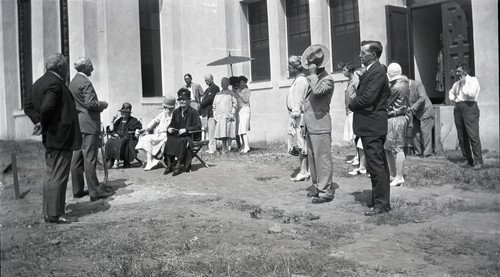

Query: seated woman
[[135, 96, 176, 171], [163, 88, 202, 176], [105, 102, 142, 168]]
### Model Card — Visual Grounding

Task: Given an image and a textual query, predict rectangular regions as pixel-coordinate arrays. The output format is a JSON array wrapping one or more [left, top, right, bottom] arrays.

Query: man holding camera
[[449, 62, 483, 170]]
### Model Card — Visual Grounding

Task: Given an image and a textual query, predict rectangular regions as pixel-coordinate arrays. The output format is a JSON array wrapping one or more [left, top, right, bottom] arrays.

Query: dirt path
[[1, 143, 499, 276]]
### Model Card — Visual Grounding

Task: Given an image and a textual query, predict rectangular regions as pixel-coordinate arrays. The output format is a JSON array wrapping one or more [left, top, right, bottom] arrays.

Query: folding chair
[[189, 130, 210, 168]]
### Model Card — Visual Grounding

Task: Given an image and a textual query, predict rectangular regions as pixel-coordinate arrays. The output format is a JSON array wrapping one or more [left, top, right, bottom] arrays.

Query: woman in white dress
[[235, 76, 251, 153], [213, 77, 237, 152], [135, 96, 175, 170]]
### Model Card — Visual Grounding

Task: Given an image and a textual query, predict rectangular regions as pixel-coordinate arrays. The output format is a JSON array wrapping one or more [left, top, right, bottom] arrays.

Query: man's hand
[[134, 129, 140, 138], [167, 127, 177, 134], [102, 101, 109, 109], [178, 128, 187, 135], [307, 63, 317, 75], [32, 122, 42, 136]]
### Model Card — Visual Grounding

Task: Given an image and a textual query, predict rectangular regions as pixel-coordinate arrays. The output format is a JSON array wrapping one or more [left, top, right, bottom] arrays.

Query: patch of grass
[[103, 246, 375, 277], [298, 222, 362, 250], [225, 199, 261, 212], [410, 227, 499, 273], [366, 197, 499, 226]]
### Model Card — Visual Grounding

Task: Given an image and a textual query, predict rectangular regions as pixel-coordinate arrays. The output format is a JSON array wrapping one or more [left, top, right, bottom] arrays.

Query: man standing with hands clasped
[[69, 57, 114, 202], [300, 44, 336, 204], [349, 41, 391, 215], [24, 53, 82, 223], [449, 62, 483, 170]]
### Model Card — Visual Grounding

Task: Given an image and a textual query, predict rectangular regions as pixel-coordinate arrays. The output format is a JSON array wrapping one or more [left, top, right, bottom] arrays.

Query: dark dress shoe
[[172, 168, 182, 176], [45, 215, 73, 224], [306, 191, 318, 198], [123, 162, 131, 168], [73, 190, 89, 198], [163, 167, 173, 175], [90, 192, 113, 202], [312, 197, 333, 204], [365, 208, 387, 216]]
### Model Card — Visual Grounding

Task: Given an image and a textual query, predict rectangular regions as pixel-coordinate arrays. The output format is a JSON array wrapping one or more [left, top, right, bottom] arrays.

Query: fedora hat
[[387, 63, 403, 82], [177, 88, 191, 101], [301, 44, 331, 69], [162, 96, 176, 108], [118, 102, 132, 113]]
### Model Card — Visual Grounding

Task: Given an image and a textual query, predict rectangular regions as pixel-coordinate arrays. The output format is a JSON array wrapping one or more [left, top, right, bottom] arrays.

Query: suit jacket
[[409, 79, 434, 120], [69, 73, 107, 134], [26, 71, 82, 150], [349, 62, 390, 137], [183, 82, 204, 110], [199, 83, 220, 118], [302, 70, 335, 134]]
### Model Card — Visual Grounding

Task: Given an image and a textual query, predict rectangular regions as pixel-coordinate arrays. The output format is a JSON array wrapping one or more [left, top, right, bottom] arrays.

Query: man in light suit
[[24, 53, 82, 223], [69, 58, 114, 202], [349, 40, 391, 215], [199, 74, 220, 153], [182, 73, 205, 111], [300, 44, 336, 204]]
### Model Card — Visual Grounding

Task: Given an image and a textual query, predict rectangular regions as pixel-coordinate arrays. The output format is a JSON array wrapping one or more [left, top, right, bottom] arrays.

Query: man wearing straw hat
[[300, 44, 336, 204]]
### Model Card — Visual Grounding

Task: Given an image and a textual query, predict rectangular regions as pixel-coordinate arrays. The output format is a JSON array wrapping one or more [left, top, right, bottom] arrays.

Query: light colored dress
[[213, 89, 237, 139], [135, 110, 172, 156], [236, 86, 251, 134]]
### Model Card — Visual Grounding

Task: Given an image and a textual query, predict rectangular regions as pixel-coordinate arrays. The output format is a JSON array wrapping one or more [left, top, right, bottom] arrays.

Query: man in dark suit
[[69, 57, 114, 202], [24, 53, 82, 224], [349, 41, 391, 215], [199, 74, 220, 153]]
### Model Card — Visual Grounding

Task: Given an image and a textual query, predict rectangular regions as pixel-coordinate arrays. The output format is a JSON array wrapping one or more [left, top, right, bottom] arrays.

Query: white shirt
[[448, 75, 480, 102]]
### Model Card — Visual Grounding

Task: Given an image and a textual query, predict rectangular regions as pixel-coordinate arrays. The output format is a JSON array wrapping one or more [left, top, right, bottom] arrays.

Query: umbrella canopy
[[207, 52, 254, 75]]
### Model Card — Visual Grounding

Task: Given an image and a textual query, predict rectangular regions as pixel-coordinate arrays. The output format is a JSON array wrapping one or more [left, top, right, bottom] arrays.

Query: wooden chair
[[189, 130, 210, 168]]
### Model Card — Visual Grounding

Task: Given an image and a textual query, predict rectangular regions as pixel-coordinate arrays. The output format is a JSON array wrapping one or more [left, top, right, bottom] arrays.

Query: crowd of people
[[24, 38, 483, 223]]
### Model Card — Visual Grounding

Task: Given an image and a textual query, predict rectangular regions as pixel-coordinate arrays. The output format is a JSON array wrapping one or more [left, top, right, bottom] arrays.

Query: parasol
[[207, 51, 254, 75]]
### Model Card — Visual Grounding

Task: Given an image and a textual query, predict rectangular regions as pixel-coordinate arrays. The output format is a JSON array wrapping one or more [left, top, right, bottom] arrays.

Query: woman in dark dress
[[163, 88, 202, 176], [105, 102, 142, 168]]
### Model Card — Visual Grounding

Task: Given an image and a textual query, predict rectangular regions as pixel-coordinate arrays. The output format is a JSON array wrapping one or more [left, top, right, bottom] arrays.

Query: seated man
[[136, 96, 175, 171], [105, 102, 142, 168], [164, 88, 202, 176]]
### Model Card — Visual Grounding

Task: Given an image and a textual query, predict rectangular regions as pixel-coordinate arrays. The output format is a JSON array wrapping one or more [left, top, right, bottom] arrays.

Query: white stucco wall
[[471, 0, 499, 151]]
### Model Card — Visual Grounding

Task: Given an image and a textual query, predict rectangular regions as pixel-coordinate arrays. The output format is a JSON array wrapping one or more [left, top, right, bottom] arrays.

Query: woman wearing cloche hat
[[385, 63, 410, 187], [105, 102, 142, 169], [135, 96, 176, 171]]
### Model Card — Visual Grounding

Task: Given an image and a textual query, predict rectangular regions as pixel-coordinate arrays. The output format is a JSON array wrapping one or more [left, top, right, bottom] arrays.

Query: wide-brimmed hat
[[119, 102, 132, 113], [162, 96, 176, 108], [301, 44, 331, 69], [387, 63, 403, 82], [177, 88, 191, 101]]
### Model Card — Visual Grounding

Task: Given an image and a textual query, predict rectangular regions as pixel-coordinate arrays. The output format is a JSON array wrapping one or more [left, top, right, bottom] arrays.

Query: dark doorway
[[409, 0, 474, 104]]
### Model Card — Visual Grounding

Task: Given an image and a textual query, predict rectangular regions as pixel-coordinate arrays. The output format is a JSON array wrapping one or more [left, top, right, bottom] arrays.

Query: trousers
[[71, 133, 106, 197], [361, 135, 391, 210], [412, 116, 434, 157], [454, 101, 483, 165], [43, 149, 72, 217], [306, 132, 334, 199]]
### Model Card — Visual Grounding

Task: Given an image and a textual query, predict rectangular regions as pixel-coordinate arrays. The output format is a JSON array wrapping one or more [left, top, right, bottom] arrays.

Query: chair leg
[[195, 154, 209, 168]]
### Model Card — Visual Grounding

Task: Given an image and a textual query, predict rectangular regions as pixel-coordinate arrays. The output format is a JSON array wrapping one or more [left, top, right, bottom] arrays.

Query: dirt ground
[[1, 140, 499, 276]]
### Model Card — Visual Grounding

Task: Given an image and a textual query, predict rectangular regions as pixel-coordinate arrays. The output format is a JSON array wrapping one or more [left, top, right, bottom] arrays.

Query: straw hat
[[301, 44, 331, 69]]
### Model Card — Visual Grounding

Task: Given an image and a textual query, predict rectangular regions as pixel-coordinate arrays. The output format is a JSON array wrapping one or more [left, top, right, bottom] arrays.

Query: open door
[[441, 1, 473, 105], [386, 5, 413, 79]]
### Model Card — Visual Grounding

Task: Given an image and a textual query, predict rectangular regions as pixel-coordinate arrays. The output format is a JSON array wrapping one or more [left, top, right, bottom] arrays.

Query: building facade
[[1, 0, 498, 152]]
